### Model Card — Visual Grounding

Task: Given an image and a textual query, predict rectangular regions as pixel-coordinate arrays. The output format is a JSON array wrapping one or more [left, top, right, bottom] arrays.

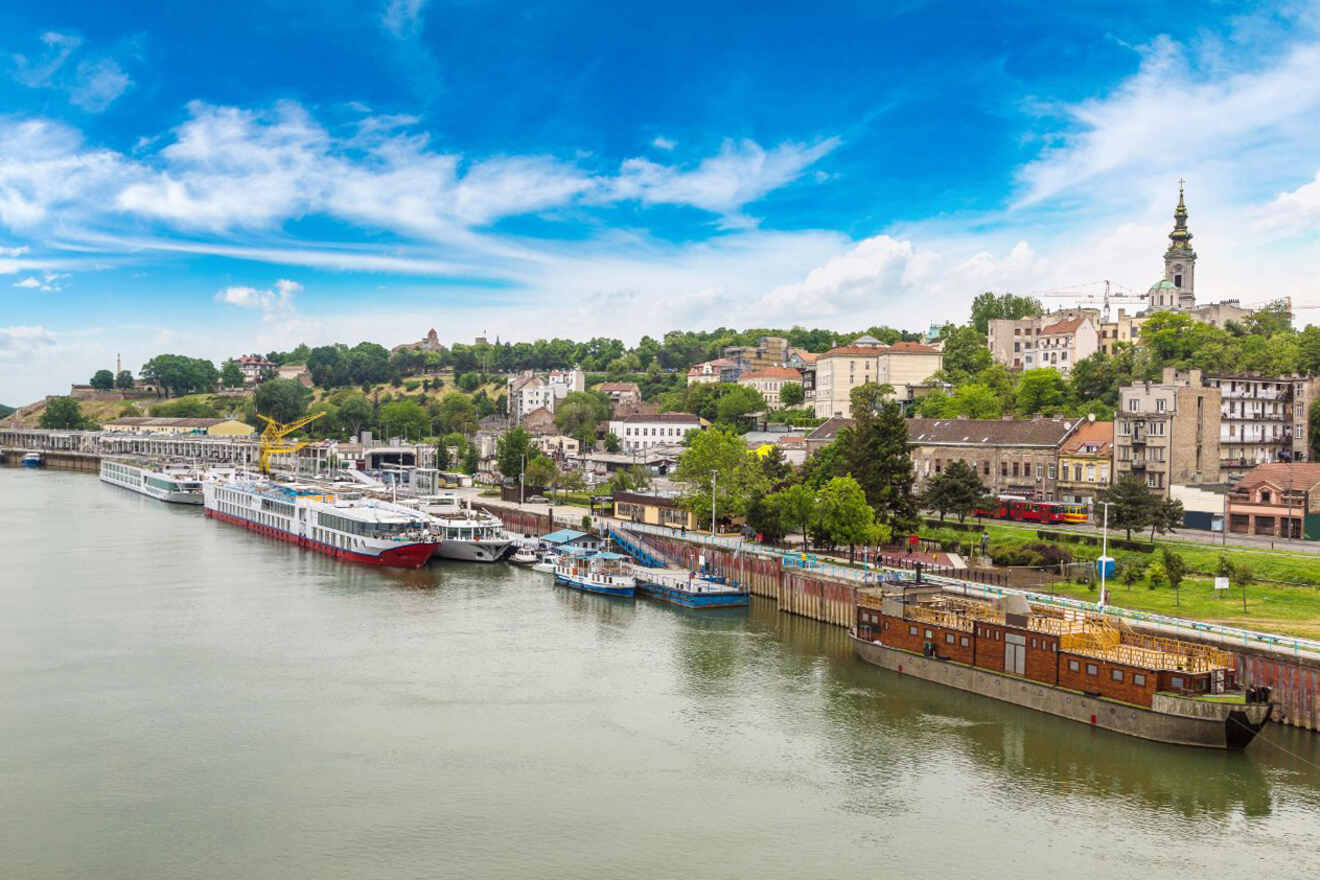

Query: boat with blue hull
[[21, 452, 42, 468], [635, 572, 748, 609], [553, 551, 635, 598]]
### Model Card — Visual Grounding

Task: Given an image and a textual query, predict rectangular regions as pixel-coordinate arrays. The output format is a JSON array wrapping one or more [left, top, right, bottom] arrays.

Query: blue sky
[[4, 0, 1320, 403]]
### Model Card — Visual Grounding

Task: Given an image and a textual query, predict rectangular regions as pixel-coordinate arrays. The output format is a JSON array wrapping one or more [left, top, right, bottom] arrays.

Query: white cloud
[[0, 325, 57, 361], [0, 245, 29, 256], [69, 58, 133, 112], [382, 0, 429, 38], [1015, 33, 1320, 209], [652, 136, 676, 151], [12, 276, 41, 288], [10, 31, 132, 112], [0, 117, 137, 229], [216, 278, 301, 322], [608, 137, 840, 221], [1260, 170, 1320, 232]]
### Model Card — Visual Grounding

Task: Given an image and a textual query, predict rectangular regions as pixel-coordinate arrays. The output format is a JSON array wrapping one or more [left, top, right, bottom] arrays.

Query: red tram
[[973, 496, 1088, 524]]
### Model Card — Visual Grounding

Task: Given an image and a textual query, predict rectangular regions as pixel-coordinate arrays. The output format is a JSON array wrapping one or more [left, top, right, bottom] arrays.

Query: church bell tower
[[1164, 181, 1196, 310]]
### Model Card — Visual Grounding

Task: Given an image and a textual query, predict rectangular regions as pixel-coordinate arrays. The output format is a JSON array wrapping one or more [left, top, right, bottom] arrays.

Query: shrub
[[404, 379, 421, 391]]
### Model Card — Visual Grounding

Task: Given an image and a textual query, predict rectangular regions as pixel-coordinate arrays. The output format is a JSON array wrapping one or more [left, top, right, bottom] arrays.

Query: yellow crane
[[255, 412, 325, 475]]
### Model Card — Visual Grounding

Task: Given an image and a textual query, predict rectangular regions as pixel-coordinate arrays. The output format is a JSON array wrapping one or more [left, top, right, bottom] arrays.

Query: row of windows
[[1064, 658, 1148, 686], [316, 510, 416, 538], [216, 500, 291, 536], [622, 425, 687, 437]]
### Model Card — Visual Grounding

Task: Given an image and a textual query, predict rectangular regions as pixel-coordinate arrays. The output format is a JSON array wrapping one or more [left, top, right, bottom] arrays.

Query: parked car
[[526, 494, 550, 504]]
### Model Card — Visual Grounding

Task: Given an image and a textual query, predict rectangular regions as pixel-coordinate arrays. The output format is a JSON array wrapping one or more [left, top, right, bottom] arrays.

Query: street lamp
[[1097, 500, 1113, 608]]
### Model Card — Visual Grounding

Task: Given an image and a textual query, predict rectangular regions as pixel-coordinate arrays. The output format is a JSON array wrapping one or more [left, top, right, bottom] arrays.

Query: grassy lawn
[[1042, 576, 1320, 640]]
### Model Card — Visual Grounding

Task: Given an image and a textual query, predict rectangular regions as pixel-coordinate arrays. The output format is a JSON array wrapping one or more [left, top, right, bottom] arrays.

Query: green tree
[[555, 391, 610, 448], [1310, 401, 1320, 462], [379, 399, 430, 440], [759, 444, 791, 483], [604, 431, 621, 453], [1161, 547, 1188, 606], [769, 483, 816, 550], [140, 354, 219, 397], [779, 382, 805, 407], [497, 426, 538, 480], [1016, 368, 1069, 415], [815, 475, 877, 562], [524, 456, 557, 495], [970, 291, 1044, 334], [1149, 495, 1184, 542], [1232, 562, 1255, 613], [608, 464, 652, 495], [40, 397, 91, 429], [435, 392, 479, 436], [937, 324, 994, 380], [457, 371, 482, 392], [924, 459, 986, 522], [337, 394, 374, 437], [252, 378, 309, 424], [220, 360, 244, 389], [149, 399, 220, 418], [845, 383, 917, 530], [1101, 473, 1156, 541], [745, 491, 786, 542], [89, 369, 115, 390], [462, 444, 479, 475], [435, 440, 451, 470], [674, 427, 768, 527], [714, 384, 766, 427], [114, 369, 134, 390]]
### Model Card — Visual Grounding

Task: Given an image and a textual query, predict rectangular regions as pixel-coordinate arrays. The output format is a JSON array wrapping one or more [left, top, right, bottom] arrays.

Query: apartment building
[[907, 416, 1083, 500], [1055, 419, 1113, 504], [508, 368, 585, 423], [686, 358, 739, 385], [986, 310, 1099, 374], [1097, 309, 1148, 355], [607, 412, 703, 452], [812, 336, 943, 418], [1225, 462, 1320, 540], [737, 366, 802, 409], [1203, 374, 1320, 480], [1113, 368, 1220, 496], [722, 336, 790, 371]]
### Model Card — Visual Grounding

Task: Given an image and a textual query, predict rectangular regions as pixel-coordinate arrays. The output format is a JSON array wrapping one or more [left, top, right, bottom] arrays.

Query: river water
[[3, 468, 1320, 879]]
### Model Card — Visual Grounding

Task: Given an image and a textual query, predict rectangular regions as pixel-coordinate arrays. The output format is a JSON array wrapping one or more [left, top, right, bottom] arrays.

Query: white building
[[608, 412, 703, 452], [508, 367, 585, 424]]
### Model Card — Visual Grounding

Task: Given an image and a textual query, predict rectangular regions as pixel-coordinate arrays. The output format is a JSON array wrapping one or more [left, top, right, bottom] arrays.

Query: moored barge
[[852, 587, 1272, 750], [553, 550, 636, 597]]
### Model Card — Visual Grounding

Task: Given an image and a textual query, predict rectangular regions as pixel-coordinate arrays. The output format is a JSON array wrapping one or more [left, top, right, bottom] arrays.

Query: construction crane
[[1037, 280, 1147, 322], [255, 412, 325, 475]]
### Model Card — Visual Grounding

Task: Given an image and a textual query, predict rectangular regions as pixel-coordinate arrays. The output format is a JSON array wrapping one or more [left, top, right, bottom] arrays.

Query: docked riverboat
[[204, 480, 438, 568], [415, 493, 512, 562], [20, 452, 42, 468], [100, 459, 206, 505], [852, 587, 1272, 750], [553, 550, 636, 597], [635, 571, 749, 609]]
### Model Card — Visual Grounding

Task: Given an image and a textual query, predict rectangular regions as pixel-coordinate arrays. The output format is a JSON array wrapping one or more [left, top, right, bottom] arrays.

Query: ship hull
[[553, 572, 635, 598], [851, 634, 1270, 750], [431, 539, 512, 563], [636, 580, 748, 609], [206, 508, 436, 569]]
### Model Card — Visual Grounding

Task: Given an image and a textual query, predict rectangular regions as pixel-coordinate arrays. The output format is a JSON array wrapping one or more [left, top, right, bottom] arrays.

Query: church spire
[[1166, 179, 1194, 256]]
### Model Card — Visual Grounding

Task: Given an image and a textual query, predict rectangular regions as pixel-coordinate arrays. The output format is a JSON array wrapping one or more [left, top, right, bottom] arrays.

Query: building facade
[[686, 358, 739, 385], [607, 412, 702, 452], [812, 336, 943, 418], [907, 416, 1084, 500], [594, 382, 641, 407], [1113, 368, 1220, 495], [986, 309, 1098, 372], [737, 366, 802, 409], [1097, 309, 1148, 355], [508, 368, 584, 424], [1055, 419, 1114, 504], [1225, 463, 1320, 540]]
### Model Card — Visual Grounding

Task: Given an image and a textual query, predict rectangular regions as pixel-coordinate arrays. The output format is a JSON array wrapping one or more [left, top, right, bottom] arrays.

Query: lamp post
[[1098, 500, 1112, 608], [519, 452, 525, 507], [710, 470, 718, 545]]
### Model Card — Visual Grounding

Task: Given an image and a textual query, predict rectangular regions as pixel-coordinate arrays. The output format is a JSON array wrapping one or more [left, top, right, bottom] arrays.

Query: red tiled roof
[[888, 341, 940, 353], [1042, 316, 1086, 334], [1236, 463, 1320, 491], [907, 417, 1081, 448], [1060, 420, 1114, 455], [596, 382, 641, 392], [739, 367, 802, 380], [820, 344, 887, 358]]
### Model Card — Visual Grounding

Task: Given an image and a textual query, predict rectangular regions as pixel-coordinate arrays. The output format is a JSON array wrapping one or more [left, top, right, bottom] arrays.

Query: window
[[1048, 464, 1057, 479], [1156, 399, 1166, 413], [924, 629, 934, 640], [1086, 664, 1098, 676], [1111, 669, 1124, 682], [1171, 676, 1185, 689], [1128, 399, 1138, 412], [1133, 673, 1147, 687], [945, 633, 955, 645], [960, 636, 969, 647], [909, 625, 918, 636], [1068, 659, 1080, 673]]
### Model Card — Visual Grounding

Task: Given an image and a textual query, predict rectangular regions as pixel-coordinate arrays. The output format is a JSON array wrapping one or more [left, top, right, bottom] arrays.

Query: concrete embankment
[[1, 449, 100, 472], [481, 500, 1320, 733]]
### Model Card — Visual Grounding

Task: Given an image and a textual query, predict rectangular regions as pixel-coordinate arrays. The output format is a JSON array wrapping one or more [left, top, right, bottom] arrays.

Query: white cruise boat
[[553, 550, 635, 597], [204, 480, 438, 568], [415, 492, 513, 562], [100, 459, 206, 505]]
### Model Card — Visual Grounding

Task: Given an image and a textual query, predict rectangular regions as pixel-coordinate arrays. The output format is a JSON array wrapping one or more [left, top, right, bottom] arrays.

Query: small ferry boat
[[635, 571, 749, 609], [100, 459, 206, 505], [415, 492, 512, 562], [852, 587, 1273, 750], [204, 479, 438, 568], [553, 550, 636, 597], [508, 540, 540, 565], [20, 452, 42, 468]]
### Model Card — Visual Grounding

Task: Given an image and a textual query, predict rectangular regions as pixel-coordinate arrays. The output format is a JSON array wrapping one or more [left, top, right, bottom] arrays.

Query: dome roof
[[1149, 279, 1176, 291]]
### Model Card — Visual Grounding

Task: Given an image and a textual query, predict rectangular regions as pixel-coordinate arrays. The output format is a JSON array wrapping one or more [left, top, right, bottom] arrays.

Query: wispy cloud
[[216, 278, 301, 321], [9, 31, 133, 112], [652, 136, 676, 151], [10, 271, 66, 291], [0, 325, 57, 362], [382, 0, 429, 38]]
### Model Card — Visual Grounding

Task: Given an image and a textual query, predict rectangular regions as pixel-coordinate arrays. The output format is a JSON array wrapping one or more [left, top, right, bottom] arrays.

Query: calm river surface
[[3, 468, 1320, 878]]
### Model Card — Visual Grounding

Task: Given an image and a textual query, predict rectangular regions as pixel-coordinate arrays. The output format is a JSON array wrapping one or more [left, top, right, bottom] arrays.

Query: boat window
[[1068, 659, 1080, 672], [908, 625, 918, 636], [944, 633, 954, 645], [1134, 673, 1147, 687], [1171, 676, 1184, 689], [959, 637, 969, 647], [1086, 664, 1098, 676], [1111, 669, 1124, 682]]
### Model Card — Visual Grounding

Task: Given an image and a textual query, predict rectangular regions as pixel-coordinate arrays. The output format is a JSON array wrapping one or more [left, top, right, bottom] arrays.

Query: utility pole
[[1098, 500, 1111, 608], [520, 452, 525, 507]]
